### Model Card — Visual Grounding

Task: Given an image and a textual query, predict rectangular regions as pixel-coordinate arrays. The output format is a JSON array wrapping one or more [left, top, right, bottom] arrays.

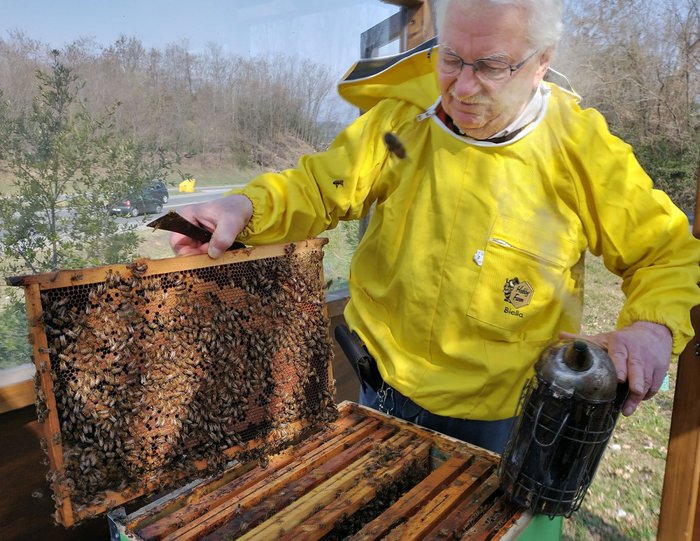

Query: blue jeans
[[359, 383, 516, 454]]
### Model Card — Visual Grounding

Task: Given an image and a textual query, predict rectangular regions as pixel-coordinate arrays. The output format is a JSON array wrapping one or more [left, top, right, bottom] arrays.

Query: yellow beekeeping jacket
[[233, 43, 700, 420]]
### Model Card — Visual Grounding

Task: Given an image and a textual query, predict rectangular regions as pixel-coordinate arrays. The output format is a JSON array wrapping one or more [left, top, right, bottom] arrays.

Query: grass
[[561, 253, 675, 540], [165, 159, 265, 188], [318, 221, 359, 293], [0, 157, 263, 196]]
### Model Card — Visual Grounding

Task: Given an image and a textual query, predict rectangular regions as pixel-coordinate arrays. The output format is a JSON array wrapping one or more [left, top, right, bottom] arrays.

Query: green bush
[[635, 138, 698, 214], [0, 299, 31, 369]]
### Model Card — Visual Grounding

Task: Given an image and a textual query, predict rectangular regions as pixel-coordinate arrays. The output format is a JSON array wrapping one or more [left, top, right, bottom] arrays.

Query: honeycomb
[[17, 240, 336, 521]]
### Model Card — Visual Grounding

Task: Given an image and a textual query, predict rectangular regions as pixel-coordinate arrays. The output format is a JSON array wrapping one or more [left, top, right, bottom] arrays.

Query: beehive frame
[[8, 238, 336, 527], [108, 402, 531, 541]]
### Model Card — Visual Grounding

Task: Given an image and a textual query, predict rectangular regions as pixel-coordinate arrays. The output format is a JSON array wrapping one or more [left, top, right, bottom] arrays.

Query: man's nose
[[452, 66, 481, 97]]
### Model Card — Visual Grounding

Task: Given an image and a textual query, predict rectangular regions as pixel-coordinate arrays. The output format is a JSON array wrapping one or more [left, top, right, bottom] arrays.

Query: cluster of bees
[[34, 246, 337, 512], [325, 441, 430, 540]]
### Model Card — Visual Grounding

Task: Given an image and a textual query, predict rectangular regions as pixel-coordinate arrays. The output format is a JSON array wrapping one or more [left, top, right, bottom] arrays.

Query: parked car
[[147, 179, 169, 204], [110, 192, 164, 217]]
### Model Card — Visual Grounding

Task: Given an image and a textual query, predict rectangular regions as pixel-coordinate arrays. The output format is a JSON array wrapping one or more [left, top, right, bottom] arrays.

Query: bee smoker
[[498, 339, 627, 517]]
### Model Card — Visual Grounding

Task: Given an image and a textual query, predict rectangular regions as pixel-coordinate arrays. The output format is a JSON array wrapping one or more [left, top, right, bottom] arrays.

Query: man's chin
[[446, 105, 483, 128], [452, 116, 486, 136]]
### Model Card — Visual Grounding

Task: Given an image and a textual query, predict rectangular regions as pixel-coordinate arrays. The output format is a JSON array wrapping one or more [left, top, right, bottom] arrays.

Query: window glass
[[0, 2, 401, 378]]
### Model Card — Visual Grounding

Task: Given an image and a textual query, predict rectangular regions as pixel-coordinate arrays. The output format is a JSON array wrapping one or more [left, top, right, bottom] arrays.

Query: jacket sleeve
[[569, 109, 700, 355], [228, 101, 399, 244]]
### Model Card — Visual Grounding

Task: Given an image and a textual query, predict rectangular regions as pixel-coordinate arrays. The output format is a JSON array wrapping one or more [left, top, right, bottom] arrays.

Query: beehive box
[[8, 239, 336, 528], [107, 402, 532, 540], [9, 238, 536, 540]]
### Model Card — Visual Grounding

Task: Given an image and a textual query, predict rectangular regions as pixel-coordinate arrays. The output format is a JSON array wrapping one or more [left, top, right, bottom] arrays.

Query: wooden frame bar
[[8, 239, 325, 289]]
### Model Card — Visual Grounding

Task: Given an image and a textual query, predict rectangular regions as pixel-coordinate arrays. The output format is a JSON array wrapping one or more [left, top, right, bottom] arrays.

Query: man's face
[[438, 1, 551, 139]]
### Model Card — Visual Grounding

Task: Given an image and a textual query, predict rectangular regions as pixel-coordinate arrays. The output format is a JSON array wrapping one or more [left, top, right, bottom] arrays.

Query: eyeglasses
[[437, 47, 540, 84]]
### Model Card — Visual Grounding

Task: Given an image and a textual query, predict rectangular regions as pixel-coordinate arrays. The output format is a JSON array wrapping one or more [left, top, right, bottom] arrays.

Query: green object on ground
[[517, 514, 563, 540]]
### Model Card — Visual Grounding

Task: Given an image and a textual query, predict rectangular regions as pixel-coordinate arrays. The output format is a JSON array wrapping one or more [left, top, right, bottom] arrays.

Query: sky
[[0, 0, 401, 78]]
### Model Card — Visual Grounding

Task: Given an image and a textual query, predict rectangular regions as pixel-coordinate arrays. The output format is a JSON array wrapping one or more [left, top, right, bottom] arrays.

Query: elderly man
[[172, 0, 700, 454]]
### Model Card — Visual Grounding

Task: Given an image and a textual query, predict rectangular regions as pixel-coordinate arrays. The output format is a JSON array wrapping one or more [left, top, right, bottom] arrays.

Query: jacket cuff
[[225, 188, 257, 241], [617, 310, 692, 356]]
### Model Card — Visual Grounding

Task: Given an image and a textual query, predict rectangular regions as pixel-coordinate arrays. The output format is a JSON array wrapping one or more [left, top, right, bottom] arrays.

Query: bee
[[383, 131, 407, 159], [128, 263, 148, 278]]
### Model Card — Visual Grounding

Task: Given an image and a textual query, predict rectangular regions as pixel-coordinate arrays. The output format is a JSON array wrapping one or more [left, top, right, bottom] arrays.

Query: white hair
[[434, 0, 563, 51]]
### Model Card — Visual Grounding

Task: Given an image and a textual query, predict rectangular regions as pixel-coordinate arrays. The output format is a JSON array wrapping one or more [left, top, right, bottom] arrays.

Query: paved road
[[165, 185, 239, 209], [117, 185, 241, 226], [2, 186, 242, 239]]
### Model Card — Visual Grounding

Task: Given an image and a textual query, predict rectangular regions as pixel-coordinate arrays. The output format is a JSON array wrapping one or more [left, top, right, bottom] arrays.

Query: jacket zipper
[[488, 237, 562, 267]]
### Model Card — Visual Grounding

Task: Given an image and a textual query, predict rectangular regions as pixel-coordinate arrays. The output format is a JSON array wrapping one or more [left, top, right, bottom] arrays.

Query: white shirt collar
[[485, 82, 550, 140], [418, 82, 552, 146]]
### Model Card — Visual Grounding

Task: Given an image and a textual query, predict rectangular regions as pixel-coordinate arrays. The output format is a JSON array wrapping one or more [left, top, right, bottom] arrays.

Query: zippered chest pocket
[[466, 216, 578, 343]]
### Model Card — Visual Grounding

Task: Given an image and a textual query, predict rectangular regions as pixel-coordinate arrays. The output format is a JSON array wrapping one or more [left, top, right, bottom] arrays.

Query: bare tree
[[559, 0, 699, 211]]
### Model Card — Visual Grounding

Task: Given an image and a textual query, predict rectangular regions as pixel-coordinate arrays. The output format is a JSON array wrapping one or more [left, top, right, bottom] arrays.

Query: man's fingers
[[622, 393, 643, 417], [169, 196, 253, 258], [626, 353, 648, 393], [619, 347, 653, 416], [207, 236, 228, 259], [604, 334, 630, 383], [171, 232, 208, 256], [176, 205, 204, 226], [176, 243, 210, 256], [646, 369, 667, 400], [207, 215, 249, 258]]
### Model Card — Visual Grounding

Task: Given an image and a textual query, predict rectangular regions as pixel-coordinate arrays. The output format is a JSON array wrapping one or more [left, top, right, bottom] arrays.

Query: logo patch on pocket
[[503, 277, 534, 308]]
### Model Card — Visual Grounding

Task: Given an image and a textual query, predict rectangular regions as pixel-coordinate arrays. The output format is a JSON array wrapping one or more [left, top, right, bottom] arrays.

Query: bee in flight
[[383, 132, 407, 159]]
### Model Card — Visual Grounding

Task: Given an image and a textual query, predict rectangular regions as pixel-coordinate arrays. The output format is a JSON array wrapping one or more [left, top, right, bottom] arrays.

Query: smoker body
[[499, 339, 625, 517]]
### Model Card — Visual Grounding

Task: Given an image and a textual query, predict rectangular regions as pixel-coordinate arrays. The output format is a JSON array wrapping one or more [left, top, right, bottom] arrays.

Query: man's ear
[[535, 46, 555, 79]]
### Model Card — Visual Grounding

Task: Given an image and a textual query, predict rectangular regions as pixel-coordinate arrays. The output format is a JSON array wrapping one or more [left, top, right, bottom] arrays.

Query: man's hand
[[560, 321, 672, 417], [170, 194, 253, 258]]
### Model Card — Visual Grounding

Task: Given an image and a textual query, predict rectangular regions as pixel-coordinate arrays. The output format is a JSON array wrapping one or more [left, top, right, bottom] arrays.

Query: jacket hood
[[338, 37, 578, 115], [338, 38, 439, 112]]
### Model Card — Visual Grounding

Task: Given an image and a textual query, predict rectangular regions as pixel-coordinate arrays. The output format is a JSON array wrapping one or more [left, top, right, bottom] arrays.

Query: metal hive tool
[[7, 239, 336, 527]]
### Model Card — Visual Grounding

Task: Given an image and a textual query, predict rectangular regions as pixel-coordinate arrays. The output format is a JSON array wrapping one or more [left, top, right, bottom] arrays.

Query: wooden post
[[402, 0, 436, 51], [358, 0, 436, 240], [658, 158, 700, 540]]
